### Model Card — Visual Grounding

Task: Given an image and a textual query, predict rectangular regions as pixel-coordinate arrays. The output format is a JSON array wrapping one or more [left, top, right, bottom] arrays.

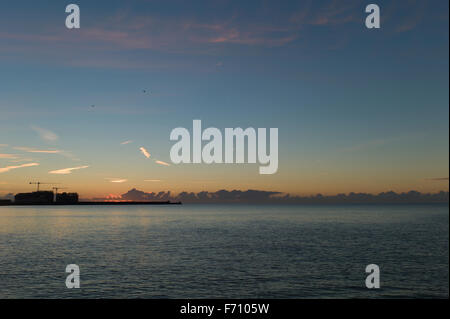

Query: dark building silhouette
[[56, 192, 79, 204], [15, 191, 54, 204], [0, 199, 12, 205]]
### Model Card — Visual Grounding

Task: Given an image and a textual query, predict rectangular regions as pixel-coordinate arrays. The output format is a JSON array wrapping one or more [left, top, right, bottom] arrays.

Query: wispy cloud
[[138, 145, 170, 166], [110, 179, 128, 184], [392, 0, 427, 33], [31, 126, 58, 142], [144, 179, 162, 182], [7, 158, 34, 163], [0, 154, 18, 159], [14, 147, 62, 154], [0, 0, 440, 72], [0, 163, 39, 173], [155, 160, 170, 166], [106, 178, 128, 183], [306, 0, 359, 26], [12, 147, 77, 160], [121, 140, 133, 145], [49, 165, 89, 175], [140, 147, 151, 159]]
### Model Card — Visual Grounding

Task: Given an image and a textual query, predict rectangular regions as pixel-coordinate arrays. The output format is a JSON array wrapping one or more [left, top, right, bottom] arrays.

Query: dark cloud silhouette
[[118, 188, 280, 203], [92, 188, 449, 204], [121, 188, 171, 201], [425, 177, 449, 181]]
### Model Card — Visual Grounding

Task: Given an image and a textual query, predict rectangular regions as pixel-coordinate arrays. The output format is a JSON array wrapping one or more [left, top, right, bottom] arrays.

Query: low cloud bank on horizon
[[88, 189, 450, 204]]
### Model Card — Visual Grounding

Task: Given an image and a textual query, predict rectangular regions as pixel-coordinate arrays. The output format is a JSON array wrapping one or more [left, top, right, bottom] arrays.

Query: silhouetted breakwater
[[0, 201, 182, 206]]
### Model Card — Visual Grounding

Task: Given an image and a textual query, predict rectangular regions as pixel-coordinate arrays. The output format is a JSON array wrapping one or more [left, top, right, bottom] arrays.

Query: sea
[[0, 204, 448, 299]]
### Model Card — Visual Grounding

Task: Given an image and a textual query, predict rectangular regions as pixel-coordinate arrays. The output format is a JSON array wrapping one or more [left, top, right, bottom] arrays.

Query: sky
[[0, 0, 448, 199]]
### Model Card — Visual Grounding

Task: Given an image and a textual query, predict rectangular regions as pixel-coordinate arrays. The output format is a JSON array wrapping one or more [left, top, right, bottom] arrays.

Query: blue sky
[[0, 0, 448, 198]]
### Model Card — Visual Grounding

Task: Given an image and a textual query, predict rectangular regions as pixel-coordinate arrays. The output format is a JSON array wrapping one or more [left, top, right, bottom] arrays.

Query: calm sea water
[[0, 204, 448, 299]]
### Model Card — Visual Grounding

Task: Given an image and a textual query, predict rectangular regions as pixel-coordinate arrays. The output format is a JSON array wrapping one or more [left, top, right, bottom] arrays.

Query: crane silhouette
[[52, 187, 67, 202], [29, 182, 59, 192]]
